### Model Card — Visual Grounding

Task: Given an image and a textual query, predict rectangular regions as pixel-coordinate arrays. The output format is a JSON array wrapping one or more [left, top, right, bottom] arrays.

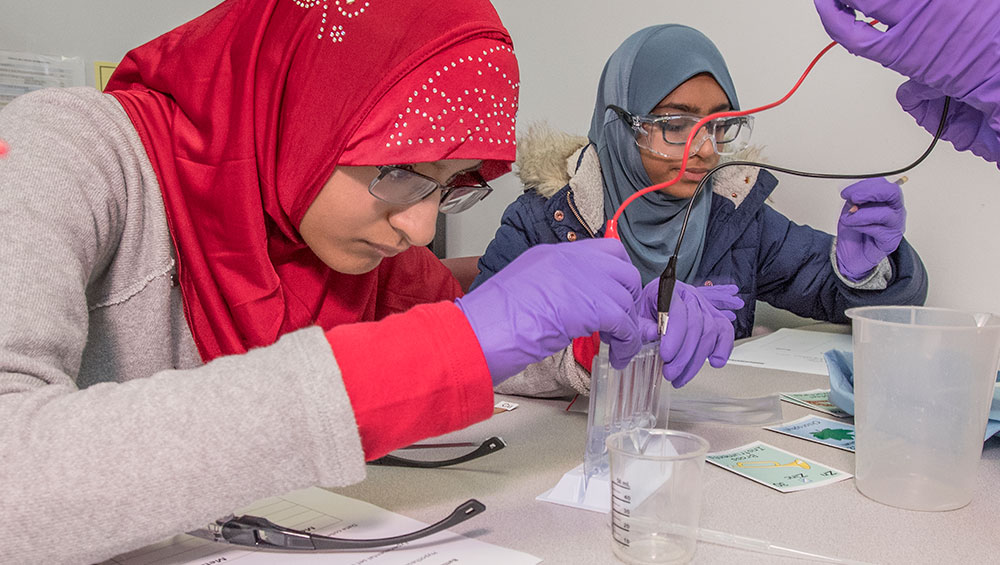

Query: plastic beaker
[[847, 306, 1000, 511], [606, 429, 709, 564]]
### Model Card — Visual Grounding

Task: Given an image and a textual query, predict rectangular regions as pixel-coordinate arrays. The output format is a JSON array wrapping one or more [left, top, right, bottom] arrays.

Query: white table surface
[[331, 325, 1000, 564]]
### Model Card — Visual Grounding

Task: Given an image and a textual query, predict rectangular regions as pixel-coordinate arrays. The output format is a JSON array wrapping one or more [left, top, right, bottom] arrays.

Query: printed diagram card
[[706, 441, 852, 493], [765, 415, 855, 452], [780, 389, 851, 418]]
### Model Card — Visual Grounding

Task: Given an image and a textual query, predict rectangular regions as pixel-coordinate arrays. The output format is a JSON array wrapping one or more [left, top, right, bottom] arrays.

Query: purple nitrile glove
[[455, 239, 652, 384], [812, 0, 1000, 100], [896, 80, 1000, 166], [639, 280, 741, 388], [835, 178, 905, 282], [813, 0, 1000, 162], [639, 279, 743, 324]]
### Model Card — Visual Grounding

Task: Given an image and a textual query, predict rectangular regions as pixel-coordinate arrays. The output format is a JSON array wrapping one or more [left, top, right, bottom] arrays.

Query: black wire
[[670, 96, 951, 257]]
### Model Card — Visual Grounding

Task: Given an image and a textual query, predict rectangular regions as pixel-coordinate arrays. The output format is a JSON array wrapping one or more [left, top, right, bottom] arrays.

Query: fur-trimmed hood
[[513, 121, 767, 208], [513, 123, 588, 197]]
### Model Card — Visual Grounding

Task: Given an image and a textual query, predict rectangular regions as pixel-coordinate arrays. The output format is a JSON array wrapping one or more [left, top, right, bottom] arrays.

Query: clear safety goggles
[[608, 104, 753, 157], [188, 437, 506, 551], [369, 165, 493, 214]]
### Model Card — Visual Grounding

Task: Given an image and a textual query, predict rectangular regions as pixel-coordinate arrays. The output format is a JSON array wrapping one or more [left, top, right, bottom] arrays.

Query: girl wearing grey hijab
[[590, 24, 740, 285]]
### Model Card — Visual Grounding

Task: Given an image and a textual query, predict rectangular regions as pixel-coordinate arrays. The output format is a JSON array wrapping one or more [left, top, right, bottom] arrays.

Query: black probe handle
[[657, 256, 677, 336]]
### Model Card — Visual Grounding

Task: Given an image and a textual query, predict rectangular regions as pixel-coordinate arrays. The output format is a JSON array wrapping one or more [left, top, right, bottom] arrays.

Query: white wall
[[3, 1, 998, 314], [0, 2, 218, 85]]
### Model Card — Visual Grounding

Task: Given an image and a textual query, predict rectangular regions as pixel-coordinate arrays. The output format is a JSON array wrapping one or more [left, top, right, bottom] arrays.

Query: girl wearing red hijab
[[0, 0, 649, 562]]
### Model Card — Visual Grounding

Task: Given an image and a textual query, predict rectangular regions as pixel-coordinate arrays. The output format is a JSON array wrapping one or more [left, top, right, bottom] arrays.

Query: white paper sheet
[[728, 328, 852, 375], [536, 463, 610, 513], [0, 50, 85, 108], [101, 487, 541, 565]]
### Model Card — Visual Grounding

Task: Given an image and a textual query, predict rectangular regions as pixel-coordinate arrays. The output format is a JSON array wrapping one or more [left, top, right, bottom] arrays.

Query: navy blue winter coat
[[472, 151, 928, 340]]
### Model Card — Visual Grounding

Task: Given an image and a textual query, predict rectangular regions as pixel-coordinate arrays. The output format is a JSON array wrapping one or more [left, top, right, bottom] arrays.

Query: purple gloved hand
[[639, 280, 742, 388], [835, 178, 905, 282], [814, 0, 1000, 162], [456, 239, 652, 383], [639, 279, 744, 324], [813, 0, 1000, 99], [896, 80, 1000, 165]]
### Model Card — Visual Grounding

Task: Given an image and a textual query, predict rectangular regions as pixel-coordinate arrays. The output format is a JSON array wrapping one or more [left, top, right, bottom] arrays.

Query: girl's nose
[[389, 192, 440, 247]]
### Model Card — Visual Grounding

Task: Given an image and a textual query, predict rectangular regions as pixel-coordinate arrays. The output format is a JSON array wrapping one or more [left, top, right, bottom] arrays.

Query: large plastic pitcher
[[846, 306, 1000, 511]]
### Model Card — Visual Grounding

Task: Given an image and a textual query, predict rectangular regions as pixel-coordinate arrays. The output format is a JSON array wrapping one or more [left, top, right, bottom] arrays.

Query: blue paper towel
[[822, 349, 1000, 442]]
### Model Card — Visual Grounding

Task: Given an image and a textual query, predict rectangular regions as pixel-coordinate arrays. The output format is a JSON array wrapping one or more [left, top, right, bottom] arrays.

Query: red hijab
[[106, 0, 519, 361]]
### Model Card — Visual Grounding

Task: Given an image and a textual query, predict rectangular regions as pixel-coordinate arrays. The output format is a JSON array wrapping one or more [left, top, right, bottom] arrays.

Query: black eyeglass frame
[[189, 498, 485, 551], [369, 436, 506, 468], [368, 165, 494, 214], [187, 437, 506, 551]]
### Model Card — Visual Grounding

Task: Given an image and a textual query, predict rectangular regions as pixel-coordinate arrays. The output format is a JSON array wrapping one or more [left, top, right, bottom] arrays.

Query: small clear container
[[584, 341, 670, 485]]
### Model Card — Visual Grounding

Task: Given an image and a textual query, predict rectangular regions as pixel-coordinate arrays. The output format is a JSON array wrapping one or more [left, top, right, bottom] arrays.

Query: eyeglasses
[[189, 499, 485, 550], [607, 104, 753, 157], [368, 165, 494, 214], [187, 437, 506, 551]]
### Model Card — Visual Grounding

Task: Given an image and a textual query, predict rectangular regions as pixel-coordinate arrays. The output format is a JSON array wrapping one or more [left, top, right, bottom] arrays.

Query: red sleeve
[[326, 301, 493, 460], [572, 332, 601, 373], [375, 246, 463, 320]]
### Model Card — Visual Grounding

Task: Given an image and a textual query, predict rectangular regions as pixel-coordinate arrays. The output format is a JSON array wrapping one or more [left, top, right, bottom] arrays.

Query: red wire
[[565, 394, 579, 411], [605, 39, 840, 239]]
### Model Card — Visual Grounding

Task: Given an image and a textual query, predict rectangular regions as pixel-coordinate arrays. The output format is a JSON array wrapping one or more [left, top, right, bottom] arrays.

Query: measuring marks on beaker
[[610, 473, 699, 562], [610, 476, 634, 546], [609, 469, 680, 547]]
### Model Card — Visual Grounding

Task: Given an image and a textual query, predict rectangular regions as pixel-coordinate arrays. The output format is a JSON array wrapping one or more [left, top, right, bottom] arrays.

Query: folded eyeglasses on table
[[188, 437, 506, 551]]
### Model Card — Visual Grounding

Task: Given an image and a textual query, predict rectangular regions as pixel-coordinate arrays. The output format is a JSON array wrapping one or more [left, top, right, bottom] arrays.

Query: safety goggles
[[368, 165, 494, 214], [187, 437, 505, 551], [607, 104, 753, 157]]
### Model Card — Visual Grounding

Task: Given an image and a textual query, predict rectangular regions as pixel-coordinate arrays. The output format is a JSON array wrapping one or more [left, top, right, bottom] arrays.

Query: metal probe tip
[[850, 176, 908, 213]]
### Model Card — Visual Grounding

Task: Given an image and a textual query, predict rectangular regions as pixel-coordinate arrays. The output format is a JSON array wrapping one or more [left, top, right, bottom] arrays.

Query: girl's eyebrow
[[653, 102, 730, 115], [424, 161, 482, 175], [445, 164, 484, 184], [413, 161, 482, 184]]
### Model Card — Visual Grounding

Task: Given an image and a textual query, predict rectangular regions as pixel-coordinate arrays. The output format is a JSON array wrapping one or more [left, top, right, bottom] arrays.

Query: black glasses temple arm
[[199, 498, 485, 551], [605, 104, 633, 124], [369, 436, 506, 469]]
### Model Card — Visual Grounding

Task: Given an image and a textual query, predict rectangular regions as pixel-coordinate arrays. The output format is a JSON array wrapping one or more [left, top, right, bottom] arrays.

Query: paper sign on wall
[[94, 61, 118, 91], [0, 49, 85, 108]]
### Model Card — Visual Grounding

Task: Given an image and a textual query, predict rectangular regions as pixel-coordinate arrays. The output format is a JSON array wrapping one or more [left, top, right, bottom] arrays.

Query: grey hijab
[[588, 24, 739, 285]]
